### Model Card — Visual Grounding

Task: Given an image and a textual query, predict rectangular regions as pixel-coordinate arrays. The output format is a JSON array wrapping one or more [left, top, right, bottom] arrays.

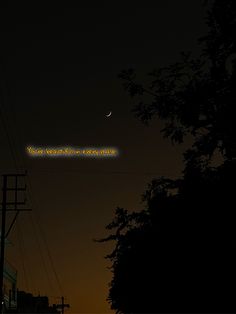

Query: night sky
[[0, 2, 207, 313]]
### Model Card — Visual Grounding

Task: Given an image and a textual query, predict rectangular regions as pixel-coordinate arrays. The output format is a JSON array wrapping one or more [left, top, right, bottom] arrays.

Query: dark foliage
[[98, 1, 236, 313], [98, 162, 236, 313], [119, 0, 236, 166]]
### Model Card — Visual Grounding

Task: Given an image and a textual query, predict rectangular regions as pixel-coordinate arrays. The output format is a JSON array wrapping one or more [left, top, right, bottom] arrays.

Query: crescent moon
[[106, 111, 112, 117]]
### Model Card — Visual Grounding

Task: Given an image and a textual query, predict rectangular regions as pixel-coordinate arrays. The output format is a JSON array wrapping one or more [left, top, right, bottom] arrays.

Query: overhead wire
[[15, 219, 30, 292], [28, 212, 55, 295], [30, 208, 64, 297], [0, 80, 63, 298], [0, 87, 64, 298]]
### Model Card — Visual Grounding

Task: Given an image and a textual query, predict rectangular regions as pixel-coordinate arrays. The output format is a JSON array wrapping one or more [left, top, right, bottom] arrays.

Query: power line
[[29, 204, 64, 297], [28, 212, 55, 296], [0, 98, 64, 297], [15, 220, 30, 292], [0, 84, 64, 299]]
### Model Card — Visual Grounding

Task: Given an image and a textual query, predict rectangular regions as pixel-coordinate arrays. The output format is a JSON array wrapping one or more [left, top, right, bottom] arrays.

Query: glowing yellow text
[[26, 146, 119, 158]]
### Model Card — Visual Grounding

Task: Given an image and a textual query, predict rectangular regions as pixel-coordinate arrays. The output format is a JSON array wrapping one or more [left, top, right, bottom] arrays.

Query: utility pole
[[0, 173, 31, 314], [55, 296, 70, 314]]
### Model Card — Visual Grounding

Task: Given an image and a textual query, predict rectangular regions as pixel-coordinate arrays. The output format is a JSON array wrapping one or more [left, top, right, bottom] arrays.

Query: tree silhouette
[[119, 0, 236, 167], [98, 1, 236, 313]]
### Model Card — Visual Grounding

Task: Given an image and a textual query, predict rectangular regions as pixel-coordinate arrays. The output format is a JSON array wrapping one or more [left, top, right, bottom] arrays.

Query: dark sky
[[0, 1, 207, 313]]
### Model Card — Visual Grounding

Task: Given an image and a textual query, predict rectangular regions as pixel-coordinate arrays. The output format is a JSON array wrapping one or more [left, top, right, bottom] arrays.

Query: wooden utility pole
[[0, 173, 31, 313], [55, 296, 70, 314]]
